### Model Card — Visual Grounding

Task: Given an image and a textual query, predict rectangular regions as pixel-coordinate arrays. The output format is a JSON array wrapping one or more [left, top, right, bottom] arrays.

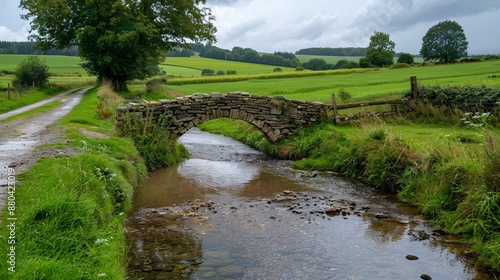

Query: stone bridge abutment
[[116, 92, 329, 143]]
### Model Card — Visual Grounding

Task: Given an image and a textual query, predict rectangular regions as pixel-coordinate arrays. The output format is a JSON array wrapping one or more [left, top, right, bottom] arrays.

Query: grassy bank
[[199, 113, 500, 271], [0, 85, 72, 114], [0, 86, 186, 279]]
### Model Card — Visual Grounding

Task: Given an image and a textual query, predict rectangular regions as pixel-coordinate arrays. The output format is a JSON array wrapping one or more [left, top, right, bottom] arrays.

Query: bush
[[216, 70, 225, 75], [201, 68, 215, 75], [295, 66, 304, 71], [12, 56, 51, 88], [226, 70, 237, 75], [338, 88, 352, 103], [397, 52, 414, 64], [406, 85, 500, 115], [359, 57, 373, 68], [273, 67, 283, 72], [119, 110, 188, 171], [391, 63, 411, 69]]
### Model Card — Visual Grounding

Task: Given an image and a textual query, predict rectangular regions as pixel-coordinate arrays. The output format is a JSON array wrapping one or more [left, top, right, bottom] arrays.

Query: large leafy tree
[[365, 31, 395, 67], [20, 0, 216, 90], [420, 20, 468, 63]]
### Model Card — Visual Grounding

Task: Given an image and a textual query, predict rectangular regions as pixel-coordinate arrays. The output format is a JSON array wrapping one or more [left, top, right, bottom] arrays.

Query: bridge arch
[[116, 92, 329, 143]]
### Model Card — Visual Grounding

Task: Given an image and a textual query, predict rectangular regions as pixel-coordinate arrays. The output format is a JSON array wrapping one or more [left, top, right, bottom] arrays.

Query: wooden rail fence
[[330, 76, 418, 124]]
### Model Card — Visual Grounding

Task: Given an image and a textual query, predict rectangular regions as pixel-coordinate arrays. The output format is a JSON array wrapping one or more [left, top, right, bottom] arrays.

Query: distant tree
[[241, 50, 260, 63], [365, 31, 395, 67], [201, 68, 214, 75], [397, 52, 414, 64], [333, 59, 359, 69], [303, 58, 328, 70], [420, 20, 468, 63], [12, 56, 51, 87], [359, 57, 373, 68], [274, 51, 296, 60]]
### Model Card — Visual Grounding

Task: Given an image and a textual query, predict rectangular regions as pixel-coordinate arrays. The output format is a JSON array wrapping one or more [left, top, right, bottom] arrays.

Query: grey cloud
[[351, 0, 500, 33]]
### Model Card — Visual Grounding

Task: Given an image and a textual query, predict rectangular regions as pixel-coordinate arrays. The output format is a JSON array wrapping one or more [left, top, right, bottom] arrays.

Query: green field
[[162, 60, 500, 103], [161, 56, 296, 76], [0, 54, 87, 74], [2, 54, 500, 105]]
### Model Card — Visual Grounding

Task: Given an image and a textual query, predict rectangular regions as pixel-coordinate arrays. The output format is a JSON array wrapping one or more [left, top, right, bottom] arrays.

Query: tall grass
[[118, 108, 188, 171], [96, 84, 124, 119]]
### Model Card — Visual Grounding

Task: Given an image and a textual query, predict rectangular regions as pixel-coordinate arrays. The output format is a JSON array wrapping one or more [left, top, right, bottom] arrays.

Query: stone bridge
[[115, 92, 330, 143]]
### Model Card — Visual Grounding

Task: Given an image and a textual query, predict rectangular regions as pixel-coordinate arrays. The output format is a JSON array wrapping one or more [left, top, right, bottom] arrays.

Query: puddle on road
[[127, 128, 494, 280]]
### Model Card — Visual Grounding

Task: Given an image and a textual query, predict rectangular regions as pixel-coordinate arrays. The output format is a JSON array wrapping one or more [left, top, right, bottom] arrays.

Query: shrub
[[359, 57, 373, 68], [145, 77, 166, 93], [273, 67, 283, 72], [226, 70, 237, 75], [391, 63, 411, 69], [201, 68, 215, 75], [12, 56, 51, 88], [119, 110, 188, 171], [406, 85, 500, 115], [216, 70, 225, 75], [338, 88, 352, 103], [295, 66, 304, 71], [397, 52, 414, 64]]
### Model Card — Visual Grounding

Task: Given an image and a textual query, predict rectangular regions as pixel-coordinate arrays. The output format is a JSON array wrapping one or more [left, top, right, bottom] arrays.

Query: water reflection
[[178, 158, 260, 189]]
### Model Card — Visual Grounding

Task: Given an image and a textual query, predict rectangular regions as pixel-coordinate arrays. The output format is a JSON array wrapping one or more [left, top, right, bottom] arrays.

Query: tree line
[[194, 45, 302, 68], [296, 47, 367, 56], [0, 41, 78, 55]]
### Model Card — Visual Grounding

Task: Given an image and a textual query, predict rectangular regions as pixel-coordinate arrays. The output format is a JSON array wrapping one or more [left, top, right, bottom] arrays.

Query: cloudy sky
[[1, 0, 499, 55]]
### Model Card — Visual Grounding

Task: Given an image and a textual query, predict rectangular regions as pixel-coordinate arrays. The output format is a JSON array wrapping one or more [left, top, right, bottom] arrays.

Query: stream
[[126, 128, 491, 280]]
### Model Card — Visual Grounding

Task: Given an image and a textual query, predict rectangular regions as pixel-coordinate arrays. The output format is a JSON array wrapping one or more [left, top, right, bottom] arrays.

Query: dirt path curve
[[0, 87, 90, 210]]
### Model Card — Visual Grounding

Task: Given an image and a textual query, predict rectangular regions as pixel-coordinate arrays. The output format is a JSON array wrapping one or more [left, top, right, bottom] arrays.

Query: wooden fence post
[[332, 93, 340, 125], [410, 76, 418, 100]]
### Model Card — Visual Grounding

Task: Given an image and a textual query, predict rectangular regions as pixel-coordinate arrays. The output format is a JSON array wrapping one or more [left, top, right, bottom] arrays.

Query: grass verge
[[0, 85, 186, 279], [0, 85, 71, 114], [0, 99, 63, 123]]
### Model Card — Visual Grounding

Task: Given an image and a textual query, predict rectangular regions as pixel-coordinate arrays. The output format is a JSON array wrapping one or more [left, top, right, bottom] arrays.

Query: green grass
[[160, 60, 500, 103], [0, 86, 148, 279], [162, 56, 296, 75], [0, 54, 87, 74], [0, 86, 72, 114], [0, 99, 63, 122]]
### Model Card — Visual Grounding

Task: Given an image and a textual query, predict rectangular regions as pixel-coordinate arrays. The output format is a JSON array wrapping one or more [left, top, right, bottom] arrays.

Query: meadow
[[157, 59, 500, 104]]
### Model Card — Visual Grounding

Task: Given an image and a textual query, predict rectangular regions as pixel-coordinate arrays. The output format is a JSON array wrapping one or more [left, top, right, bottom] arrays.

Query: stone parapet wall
[[116, 92, 329, 143]]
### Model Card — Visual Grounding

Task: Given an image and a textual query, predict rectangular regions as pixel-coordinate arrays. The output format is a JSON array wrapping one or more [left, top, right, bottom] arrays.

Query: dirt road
[[0, 88, 89, 210]]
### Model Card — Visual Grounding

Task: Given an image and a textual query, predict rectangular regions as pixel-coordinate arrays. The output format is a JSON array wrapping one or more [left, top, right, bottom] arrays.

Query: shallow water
[[127, 128, 492, 280]]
